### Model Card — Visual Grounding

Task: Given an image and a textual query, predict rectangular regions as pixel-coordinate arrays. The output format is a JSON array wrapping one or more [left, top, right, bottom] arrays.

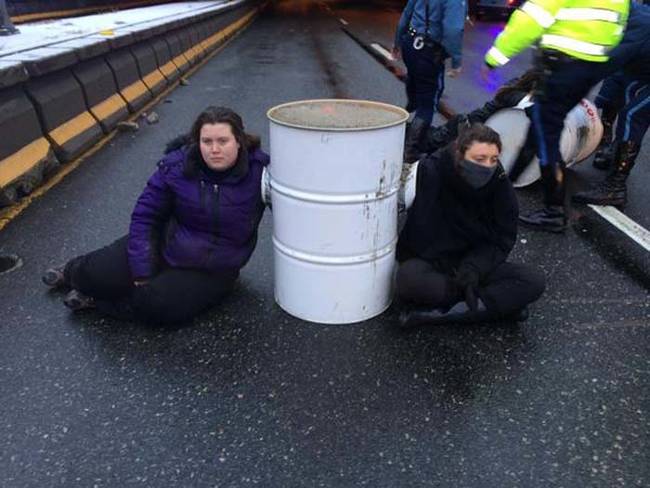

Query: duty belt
[[407, 27, 438, 51]]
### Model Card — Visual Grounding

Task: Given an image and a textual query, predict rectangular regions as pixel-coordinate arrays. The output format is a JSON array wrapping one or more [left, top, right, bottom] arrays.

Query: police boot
[[403, 117, 428, 164], [398, 300, 492, 329], [592, 106, 617, 170], [519, 163, 567, 233], [572, 140, 640, 208]]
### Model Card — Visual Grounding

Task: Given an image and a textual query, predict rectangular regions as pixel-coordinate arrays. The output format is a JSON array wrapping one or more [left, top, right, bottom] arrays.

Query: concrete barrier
[[0, 87, 58, 206], [0, 60, 29, 90], [165, 31, 191, 74], [0, 1, 263, 209], [25, 70, 103, 162], [151, 36, 180, 83], [105, 48, 152, 113], [72, 58, 129, 133], [130, 43, 167, 96], [187, 26, 206, 61], [176, 28, 198, 65]]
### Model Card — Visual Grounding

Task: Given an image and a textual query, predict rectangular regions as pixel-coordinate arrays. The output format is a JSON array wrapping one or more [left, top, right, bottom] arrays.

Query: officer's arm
[[485, 0, 564, 68], [442, 0, 467, 69], [394, 0, 417, 48]]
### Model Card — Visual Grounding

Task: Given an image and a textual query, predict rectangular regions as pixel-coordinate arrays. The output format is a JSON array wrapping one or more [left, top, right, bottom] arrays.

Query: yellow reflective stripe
[[541, 34, 608, 55], [521, 2, 555, 28], [50, 112, 96, 146], [487, 46, 510, 65], [142, 69, 165, 90], [90, 94, 126, 121], [160, 60, 177, 77], [0, 138, 50, 187], [555, 7, 620, 22], [121, 80, 148, 102]]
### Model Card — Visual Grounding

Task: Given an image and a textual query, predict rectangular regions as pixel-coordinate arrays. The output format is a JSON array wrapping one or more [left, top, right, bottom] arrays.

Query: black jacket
[[397, 146, 518, 278]]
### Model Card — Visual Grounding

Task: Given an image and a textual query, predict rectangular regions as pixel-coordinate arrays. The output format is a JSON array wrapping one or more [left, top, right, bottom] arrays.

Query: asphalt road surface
[[0, 1, 648, 486]]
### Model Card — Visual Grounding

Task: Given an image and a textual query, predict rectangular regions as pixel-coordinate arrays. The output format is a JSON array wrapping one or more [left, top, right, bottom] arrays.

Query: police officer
[[482, 0, 630, 232], [393, 0, 467, 163], [573, 1, 650, 208]]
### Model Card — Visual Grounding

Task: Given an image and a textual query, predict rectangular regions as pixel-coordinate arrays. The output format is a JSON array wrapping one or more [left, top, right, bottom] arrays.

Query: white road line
[[588, 204, 650, 252], [339, 18, 348, 25], [371, 42, 395, 61]]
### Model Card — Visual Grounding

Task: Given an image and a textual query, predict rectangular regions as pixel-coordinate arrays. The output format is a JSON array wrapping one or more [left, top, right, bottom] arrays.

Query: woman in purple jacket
[[42, 106, 270, 325]]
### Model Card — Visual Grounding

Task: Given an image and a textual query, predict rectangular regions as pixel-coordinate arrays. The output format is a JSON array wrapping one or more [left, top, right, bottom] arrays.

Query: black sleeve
[[457, 177, 518, 277]]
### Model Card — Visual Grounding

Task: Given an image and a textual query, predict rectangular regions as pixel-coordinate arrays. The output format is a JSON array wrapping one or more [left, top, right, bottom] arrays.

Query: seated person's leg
[[63, 235, 133, 300], [131, 267, 238, 326], [479, 262, 546, 317], [396, 258, 459, 307]]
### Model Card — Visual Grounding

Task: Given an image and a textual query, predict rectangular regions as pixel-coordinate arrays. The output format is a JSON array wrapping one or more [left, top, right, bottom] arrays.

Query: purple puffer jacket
[[127, 144, 269, 279]]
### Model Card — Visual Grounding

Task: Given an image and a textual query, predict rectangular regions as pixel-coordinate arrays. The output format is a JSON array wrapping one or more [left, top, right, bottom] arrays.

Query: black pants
[[532, 55, 611, 205], [401, 35, 446, 125], [64, 236, 238, 325], [396, 258, 545, 316]]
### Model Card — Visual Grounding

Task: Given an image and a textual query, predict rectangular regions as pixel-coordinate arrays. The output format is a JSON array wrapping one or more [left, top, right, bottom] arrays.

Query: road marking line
[[339, 18, 348, 25], [371, 42, 395, 61], [588, 204, 650, 252]]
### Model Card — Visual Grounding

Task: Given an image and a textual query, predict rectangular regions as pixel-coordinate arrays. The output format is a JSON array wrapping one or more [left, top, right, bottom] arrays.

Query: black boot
[[592, 106, 617, 170], [519, 162, 567, 233], [63, 289, 96, 311], [572, 140, 639, 208], [403, 117, 428, 164], [398, 300, 491, 328], [519, 205, 567, 233], [592, 143, 615, 171], [42, 265, 68, 288]]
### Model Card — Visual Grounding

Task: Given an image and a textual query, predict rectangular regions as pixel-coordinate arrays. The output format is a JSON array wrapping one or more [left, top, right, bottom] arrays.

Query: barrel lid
[[267, 99, 409, 131]]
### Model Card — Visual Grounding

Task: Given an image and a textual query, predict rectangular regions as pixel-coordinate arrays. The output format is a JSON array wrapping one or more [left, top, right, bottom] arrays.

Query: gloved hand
[[454, 265, 480, 311]]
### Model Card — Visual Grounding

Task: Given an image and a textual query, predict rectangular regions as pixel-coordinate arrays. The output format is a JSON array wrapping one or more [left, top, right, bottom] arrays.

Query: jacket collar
[[185, 144, 250, 184]]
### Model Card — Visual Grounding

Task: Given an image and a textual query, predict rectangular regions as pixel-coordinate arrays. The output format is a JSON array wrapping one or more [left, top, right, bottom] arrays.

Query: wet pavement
[[0, 1, 648, 486]]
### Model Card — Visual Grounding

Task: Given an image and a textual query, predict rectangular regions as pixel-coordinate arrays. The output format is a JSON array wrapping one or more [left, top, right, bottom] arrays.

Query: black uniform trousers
[[64, 236, 238, 325], [400, 34, 446, 125], [596, 73, 650, 145], [532, 55, 611, 205], [396, 258, 545, 317]]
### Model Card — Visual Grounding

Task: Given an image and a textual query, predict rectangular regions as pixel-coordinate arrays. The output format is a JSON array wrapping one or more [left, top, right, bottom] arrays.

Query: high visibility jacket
[[485, 0, 630, 67]]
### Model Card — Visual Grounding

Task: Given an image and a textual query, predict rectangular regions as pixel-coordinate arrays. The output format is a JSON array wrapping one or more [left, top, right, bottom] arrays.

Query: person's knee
[[131, 286, 191, 326], [396, 260, 425, 300], [519, 265, 546, 303]]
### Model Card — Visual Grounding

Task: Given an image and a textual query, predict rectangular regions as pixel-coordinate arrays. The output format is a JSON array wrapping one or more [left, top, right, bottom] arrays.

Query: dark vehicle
[[470, 0, 523, 19]]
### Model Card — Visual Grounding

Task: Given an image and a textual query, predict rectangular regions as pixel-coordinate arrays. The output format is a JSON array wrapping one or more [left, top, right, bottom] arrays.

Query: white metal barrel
[[267, 99, 409, 324], [485, 98, 603, 187]]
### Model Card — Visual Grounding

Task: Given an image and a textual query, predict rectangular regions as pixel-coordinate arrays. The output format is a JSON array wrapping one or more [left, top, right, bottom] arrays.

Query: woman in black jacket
[[396, 123, 545, 328]]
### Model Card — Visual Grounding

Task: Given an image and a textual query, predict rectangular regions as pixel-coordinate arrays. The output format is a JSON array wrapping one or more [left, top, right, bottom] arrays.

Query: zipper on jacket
[[199, 180, 207, 209], [212, 183, 220, 236]]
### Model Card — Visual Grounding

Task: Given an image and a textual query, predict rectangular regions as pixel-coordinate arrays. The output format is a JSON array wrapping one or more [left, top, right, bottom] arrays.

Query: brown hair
[[456, 123, 502, 157], [183, 106, 260, 177], [189, 106, 260, 152], [494, 68, 542, 103]]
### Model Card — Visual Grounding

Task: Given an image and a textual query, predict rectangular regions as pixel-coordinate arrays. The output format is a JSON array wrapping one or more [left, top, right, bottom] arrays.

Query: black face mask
[[458, 159, 497, 189]]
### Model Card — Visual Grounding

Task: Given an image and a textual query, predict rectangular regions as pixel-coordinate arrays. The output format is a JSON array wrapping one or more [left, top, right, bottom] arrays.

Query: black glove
[[454, 265, 480, 312]]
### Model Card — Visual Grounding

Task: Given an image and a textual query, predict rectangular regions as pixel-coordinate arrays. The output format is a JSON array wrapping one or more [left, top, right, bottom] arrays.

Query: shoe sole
[[42, 270, 64, 288], [519, 220, 566, 234]]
